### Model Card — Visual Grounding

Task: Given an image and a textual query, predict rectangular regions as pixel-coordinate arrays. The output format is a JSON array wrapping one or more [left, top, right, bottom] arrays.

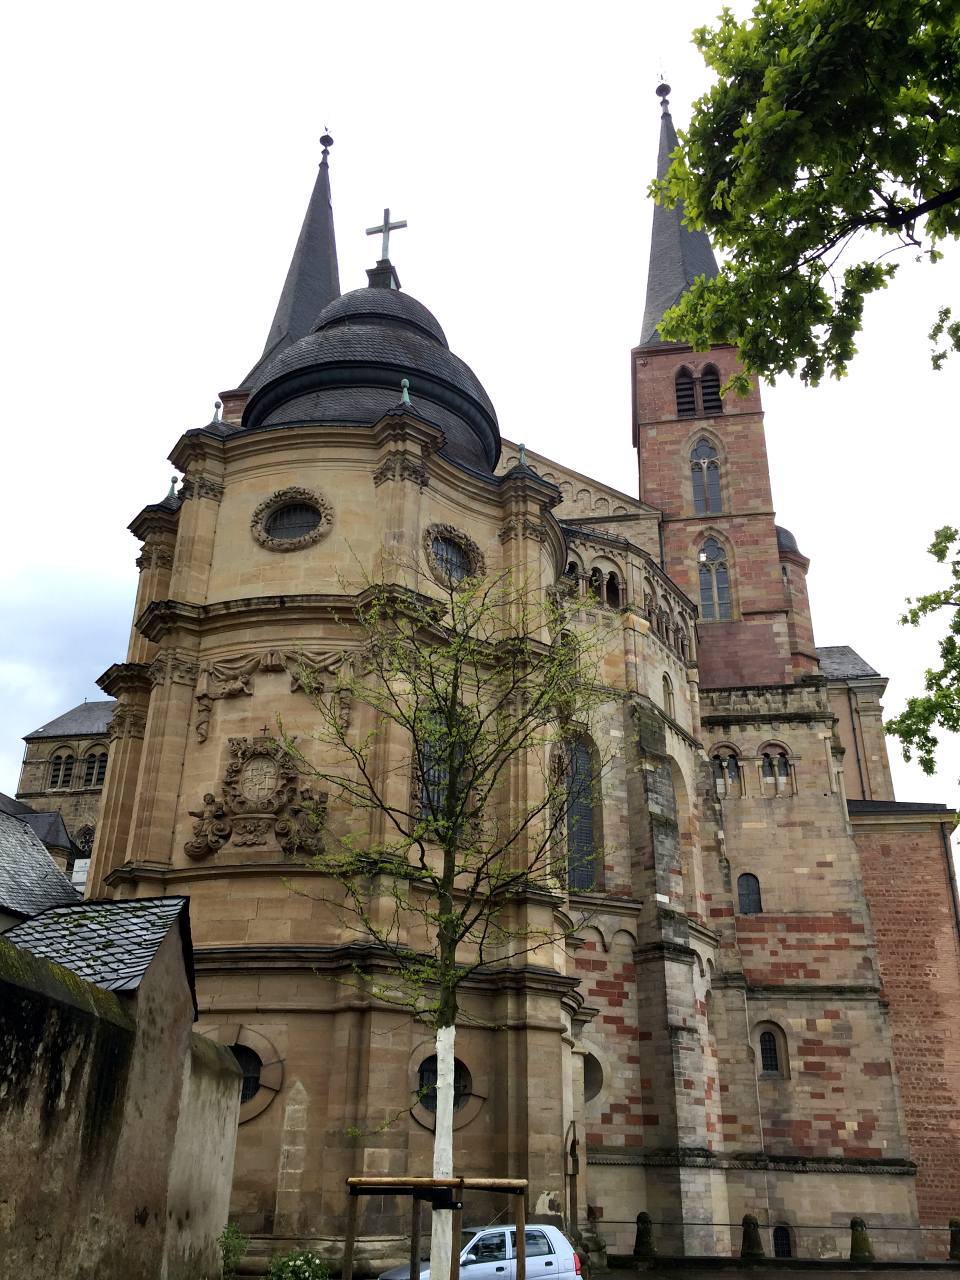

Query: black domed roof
[[242, 285, 499, 472], [776, 525, 801, 555]]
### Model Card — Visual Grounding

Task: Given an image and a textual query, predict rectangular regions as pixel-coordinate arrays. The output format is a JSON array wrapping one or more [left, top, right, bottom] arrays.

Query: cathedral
[[29, 92, 960, 1265]]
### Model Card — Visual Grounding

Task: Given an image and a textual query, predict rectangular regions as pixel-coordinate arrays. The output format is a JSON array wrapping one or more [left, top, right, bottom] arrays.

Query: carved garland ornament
[[185, 734, 327, 861], [251, 486, 334, 553], [193, 649, 352, 742], [422, 523, 485, 586]]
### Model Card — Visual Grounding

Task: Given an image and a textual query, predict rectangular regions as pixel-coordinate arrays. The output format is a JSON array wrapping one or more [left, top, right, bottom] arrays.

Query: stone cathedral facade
[[75, 106, 960, 1265]]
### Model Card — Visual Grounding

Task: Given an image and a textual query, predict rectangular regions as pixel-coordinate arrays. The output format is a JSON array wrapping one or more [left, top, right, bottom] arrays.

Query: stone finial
[[401, 377, 411, 405], [739, 1215, 764, 1260], [656, 82, 671, 115], [949, 1220, 960, 1262], [167, 475, 178, 499], [849, 1217, 874, 1261], [633, 1211, 656, 1259]]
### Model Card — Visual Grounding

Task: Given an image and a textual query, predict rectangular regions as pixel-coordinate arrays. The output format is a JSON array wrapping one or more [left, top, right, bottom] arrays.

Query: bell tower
[[632, 85, 817, 687]]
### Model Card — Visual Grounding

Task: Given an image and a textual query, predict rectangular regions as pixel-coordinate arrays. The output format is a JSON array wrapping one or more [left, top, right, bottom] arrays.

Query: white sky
[[1, 0, 958, 818]]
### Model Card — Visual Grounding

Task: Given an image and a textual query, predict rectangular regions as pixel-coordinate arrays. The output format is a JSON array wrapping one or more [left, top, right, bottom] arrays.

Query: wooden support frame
[[343, 1177, 530, 1280]]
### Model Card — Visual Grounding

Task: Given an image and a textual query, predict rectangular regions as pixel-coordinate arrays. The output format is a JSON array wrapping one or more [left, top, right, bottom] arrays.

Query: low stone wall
[[0, 937, 240, 1279]]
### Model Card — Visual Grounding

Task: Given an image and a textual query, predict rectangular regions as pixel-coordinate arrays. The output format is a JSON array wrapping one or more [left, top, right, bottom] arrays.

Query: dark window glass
[[417, 1056, 471, 1112], [83, 751, 108, 788], [699, 538, 731, 621], [265, 502, 322, 541], [50, 755, 63, 789], [692, 464, 707, 514], [738, 873, 763, 915], [471, 1233, 507, 1263], [701, 366, 723, 415], [432, 536, 471, 584], [759, 1030, 780, 1073], [699, 563, 716, 620], [566, 737, 595, 891], [230, 1043, 263, 1103], [691, 439, 721, 515], [773, 1226, 792, 1258], [510, 1231, 554, 1258], [705, 462, 722, 513], [57, 755, 75, 788], [676, 369, 696, 417]]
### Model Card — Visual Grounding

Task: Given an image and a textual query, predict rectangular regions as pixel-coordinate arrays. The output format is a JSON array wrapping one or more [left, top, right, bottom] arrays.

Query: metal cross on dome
[[366, 207, 407, 261]]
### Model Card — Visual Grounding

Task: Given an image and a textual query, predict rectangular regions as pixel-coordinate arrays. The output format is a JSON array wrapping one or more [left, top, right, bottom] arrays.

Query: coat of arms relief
[[185, 734, 327, 862]]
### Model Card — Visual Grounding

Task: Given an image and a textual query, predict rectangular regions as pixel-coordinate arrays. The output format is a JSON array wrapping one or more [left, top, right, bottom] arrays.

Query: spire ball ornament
[[320, 131, 334, 159], [656, 82, 671, 113]]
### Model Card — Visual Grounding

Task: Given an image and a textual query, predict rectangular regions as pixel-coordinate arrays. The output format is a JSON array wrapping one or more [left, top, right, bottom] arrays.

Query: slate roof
[[847, 799, 952, 815], [816, 646, 881, 681], [21, 810, 74, 852], [6, 897, 196, 1009], [242, 144, 341, 389], [0, 810, 81, 919], [25, 700, 117, 740], [640, 96, 720, 347], [0, 792, 31, 817]]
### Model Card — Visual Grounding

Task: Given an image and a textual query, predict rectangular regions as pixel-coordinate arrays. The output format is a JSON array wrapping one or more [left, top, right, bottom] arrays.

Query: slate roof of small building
[[0, 810, 81, 919], [6, 897, 196, 1010], [24, 700, 117, 740], [847, 799, 952, 815], [0, 791, 31, 817], [21, 810, 74, 852], [816, 646, 881, 681]]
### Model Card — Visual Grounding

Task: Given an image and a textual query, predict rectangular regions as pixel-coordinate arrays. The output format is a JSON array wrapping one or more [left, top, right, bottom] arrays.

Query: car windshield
[[461, 1231, 477, 1253]]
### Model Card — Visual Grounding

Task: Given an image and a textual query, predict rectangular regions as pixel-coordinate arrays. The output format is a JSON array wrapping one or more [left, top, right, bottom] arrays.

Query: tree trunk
[[430, 1021, 456, 1280]]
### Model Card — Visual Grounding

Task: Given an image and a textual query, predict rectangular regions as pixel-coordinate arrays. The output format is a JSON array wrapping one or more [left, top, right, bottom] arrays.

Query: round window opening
[[583, 1052, 604, 1102], [417, 1055, 472, 1113], [265, 502, 323, 541], [230, 1043, 263, 1104]]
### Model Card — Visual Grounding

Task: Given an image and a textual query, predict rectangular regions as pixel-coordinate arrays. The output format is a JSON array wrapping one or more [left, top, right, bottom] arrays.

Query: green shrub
[[218, 1221, 249, 1280], [267, 1250, 330, 1280]]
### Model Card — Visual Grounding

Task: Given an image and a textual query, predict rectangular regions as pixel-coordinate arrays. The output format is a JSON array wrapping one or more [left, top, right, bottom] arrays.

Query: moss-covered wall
[[0, 935, 240, 1279]]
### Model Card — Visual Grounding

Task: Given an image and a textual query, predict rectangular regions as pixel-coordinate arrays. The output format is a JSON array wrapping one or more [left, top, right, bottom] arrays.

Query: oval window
[[265, 503, 322, 541], [432, 536, 472, 584]]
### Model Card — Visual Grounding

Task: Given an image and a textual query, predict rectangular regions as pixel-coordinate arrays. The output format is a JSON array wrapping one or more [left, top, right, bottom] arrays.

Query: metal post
[[343, 1192, 359, 1280], [410, 1196, 422, 1280], [515, 1192, 526, 1280], [449, 1192, 463, 1280]]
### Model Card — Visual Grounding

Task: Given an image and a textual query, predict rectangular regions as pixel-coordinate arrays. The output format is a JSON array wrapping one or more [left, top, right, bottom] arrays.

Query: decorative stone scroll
[[180, 475, 224, 503], [498, 514, 547, 544], [373, 453, 428, 488], [185, 734, 327, 861], [193, 650, 348, 742]]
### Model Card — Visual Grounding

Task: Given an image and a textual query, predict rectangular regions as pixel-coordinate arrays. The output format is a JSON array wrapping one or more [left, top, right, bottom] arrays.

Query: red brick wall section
[[855, 824, 960, 1224]]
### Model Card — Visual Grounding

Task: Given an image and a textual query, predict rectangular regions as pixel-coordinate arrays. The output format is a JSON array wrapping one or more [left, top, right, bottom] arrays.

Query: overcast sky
[[2, 1, 958, 818]]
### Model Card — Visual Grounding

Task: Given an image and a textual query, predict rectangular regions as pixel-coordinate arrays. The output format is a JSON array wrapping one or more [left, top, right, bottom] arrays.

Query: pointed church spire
[[242, 134, 341, 386], [639, 85, 719, 347]]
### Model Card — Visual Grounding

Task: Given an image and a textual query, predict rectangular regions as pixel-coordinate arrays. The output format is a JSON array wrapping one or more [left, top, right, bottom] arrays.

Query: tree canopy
[[886, 526, 960, 778], [653, 0, 960, 386]]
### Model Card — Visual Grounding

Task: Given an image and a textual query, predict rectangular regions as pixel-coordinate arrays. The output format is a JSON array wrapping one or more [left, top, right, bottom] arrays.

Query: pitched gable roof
[[24, 700, 116, 740], [0, 811, 81, 919]]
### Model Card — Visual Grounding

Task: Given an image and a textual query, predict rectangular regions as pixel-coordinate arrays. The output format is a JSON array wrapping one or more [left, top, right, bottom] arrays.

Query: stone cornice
[[713, 974, 884, 1001], [97, 661, 152, 699]]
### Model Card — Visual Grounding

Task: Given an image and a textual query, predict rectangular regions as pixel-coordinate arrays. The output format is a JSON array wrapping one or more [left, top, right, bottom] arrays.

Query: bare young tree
[[286, 564, 610, 1280]]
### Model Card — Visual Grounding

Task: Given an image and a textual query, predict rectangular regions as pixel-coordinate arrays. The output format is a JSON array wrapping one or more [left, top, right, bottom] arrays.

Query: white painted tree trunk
[[430, 1022, 456, 1280]]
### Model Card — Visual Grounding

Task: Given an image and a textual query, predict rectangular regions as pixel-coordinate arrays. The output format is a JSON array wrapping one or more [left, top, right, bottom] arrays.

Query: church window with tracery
[[691, 439, 722, 515], [83, 750, 108, 788], [50, 753, 75, 789], [566, 736, 597, 891], [698, 537, 731, 620]]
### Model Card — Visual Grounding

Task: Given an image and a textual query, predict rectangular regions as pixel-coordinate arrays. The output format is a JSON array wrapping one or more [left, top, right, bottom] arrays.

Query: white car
[[378, 1224, 580, 1280]]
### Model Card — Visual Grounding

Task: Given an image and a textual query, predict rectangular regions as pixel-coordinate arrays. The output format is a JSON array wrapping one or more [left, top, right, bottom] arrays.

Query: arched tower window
[[566, 736, 597, 892], [754, 1021, 789, 1077], [83, 750, 108, 788], [698, 537, 732, 621], [701, 365, 723, 416], [738, 873, 763, 915], [760, 745, 793, 794], [605, 572, 622, 610], [675, 368, 696, 418], [662, 673, 675, 720], [691, 439, 722, 515], [759, 1030, 780, 1073], [50, 753, 75, 790], [712, 747, 741, 798]]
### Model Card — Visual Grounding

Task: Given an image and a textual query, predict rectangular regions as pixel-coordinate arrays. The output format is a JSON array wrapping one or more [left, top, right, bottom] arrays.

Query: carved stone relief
[[181, 475, 225, 503], [499, 514, 547, 543], [193, 650, 349, 742], [108, 706, 147, 741], [373, 453, 428, 488], [185, 735, 327, 861]]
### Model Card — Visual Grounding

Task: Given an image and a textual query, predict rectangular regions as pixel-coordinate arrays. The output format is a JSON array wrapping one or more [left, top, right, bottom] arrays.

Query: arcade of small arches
[[48, 745, 109, 791], [710, 743, 795, 797]]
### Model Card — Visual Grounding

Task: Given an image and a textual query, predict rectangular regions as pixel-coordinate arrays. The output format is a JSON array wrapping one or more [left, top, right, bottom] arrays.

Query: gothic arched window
[[566, 736, 596, 891], [675, 368, 696, 418], [759, 1030, 780, 1073], [83, 750, 108, 788], [698, 537, 732, 621], [701, 365, 723, 416], [50, 753, 75, 789], [738, 873, 763, 915], [691, 439, 722, 515]]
